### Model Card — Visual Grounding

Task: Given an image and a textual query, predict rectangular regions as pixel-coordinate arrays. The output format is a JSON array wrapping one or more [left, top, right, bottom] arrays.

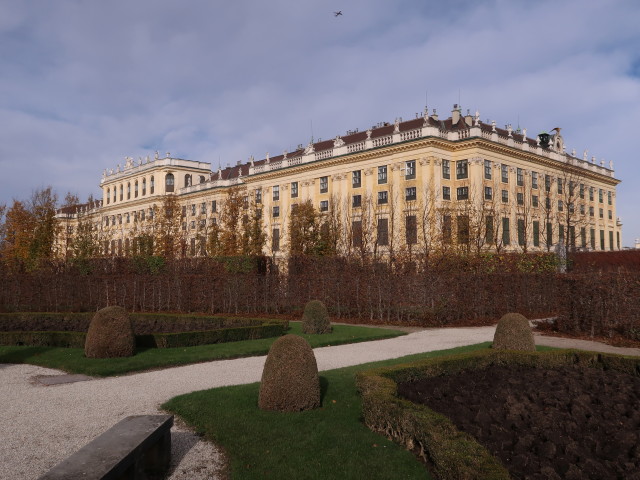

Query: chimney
[[451, 104, 461, 125], [464, 109, 473, 127]]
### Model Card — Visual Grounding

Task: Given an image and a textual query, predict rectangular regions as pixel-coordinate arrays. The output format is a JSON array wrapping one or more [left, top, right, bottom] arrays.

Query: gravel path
[[2, 326, 638, 480]]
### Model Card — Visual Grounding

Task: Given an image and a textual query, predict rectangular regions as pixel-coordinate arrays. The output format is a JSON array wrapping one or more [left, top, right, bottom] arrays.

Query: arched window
[[134, 181, 139, 198], [166, 173, 175, 192], [119, 184, 123, 201], [106, 188, 110, 204], [142, 178, 146, 195], [150, 176, 155, 194], [112, 188, 116, 203], [185, 174, 192, 187], [127, 182, 131, 200], [199, 175, 206, 184]]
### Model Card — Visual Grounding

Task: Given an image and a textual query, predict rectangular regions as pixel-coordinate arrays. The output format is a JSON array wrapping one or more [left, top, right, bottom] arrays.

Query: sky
[[1, 0, 639, 246]]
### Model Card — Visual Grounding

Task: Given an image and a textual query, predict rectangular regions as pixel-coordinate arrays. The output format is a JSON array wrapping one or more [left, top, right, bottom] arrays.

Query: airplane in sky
[[334, 11, 342, 17]]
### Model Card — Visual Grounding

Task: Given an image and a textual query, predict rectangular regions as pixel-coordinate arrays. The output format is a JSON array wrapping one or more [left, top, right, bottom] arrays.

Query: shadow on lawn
[[0, 346, 53, 366], [319, 376, 329, 404]]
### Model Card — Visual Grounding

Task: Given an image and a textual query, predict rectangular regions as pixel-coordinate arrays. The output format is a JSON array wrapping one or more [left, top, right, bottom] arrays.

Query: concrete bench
[[39, 414, 173, 480]]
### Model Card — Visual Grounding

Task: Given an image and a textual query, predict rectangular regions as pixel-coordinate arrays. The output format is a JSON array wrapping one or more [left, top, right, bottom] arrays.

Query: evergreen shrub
[[258, 334, 320, 412], [492, 312, 536, 351], [301, 300, 332, 334], [84, 306, 136, 358]]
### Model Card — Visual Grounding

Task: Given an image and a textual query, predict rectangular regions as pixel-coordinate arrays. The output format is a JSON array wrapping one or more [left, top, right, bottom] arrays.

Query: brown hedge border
[[356, 349, 640, 480]]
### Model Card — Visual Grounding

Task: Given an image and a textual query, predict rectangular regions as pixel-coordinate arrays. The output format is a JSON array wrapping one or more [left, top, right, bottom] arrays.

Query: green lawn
[[163, 343, 502, 480], [0, 322, 405, 376]]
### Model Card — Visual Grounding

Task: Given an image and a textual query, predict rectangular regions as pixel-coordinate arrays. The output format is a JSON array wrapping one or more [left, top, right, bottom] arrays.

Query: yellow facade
[[57, 106, 622, 256]]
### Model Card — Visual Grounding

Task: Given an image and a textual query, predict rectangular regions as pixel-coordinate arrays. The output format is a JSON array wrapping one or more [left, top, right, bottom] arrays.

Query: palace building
[[57, 105, 622, 257]]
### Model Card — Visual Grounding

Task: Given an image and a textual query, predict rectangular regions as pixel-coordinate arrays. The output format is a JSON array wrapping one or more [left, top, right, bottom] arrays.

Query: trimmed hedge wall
[[356, 350, 640, 480], [0, 314, 288, 349]]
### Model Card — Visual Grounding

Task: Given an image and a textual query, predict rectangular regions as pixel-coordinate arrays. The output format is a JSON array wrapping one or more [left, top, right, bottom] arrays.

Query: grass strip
[[0, 322, 405, 376], [162, 343, 504, 480]]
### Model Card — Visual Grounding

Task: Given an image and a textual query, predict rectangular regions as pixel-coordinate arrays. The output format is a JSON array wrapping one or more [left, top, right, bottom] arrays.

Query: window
[[518, 219, 525, 246], [200, 202, 206, 214], [599, 208, 603, 219], [569, 202, 574, 214], [320, 200, 329, 212], [378, 191, 388, 204], [486, 216, 494, 244], [165, 173, 175, 193], [501, 165, 509, 183], [545, 174, 551, 192], [600, 230, 605, 250], [442, 186, 451, 200], [559, 225, 565, 244], [117, 215, 122, 225], [589, 206, 594, 217], [352, 170, 362, 188], [377, 218, 389, 246], [126, 213, 130, 224], [185, 174, 192, 188], [291, 182, 298, 198], [545, 197, 551, 209], [140, 210, 145, 221], [199, 219, 206, 229], [352, 195, 362, 208], [581, 227, 587, 248], [273, 206, 280, 217], [378, 166, 387, 184], [545, 223, 552, 247], [484, 160, 492, 180], [589, 187, 594, 201], [517, 168, 524, 186], [590, 228, 596, 249], [150, 176, 155, 194], [484, 186, 493, 200], [456, 160, 468, 179], [272, 228, 280, 252], [127, 183, 131, 200], [181, 221, 187, 231], [190, 221, 195, 230], [405, 187, 416, 201], [532, 195, 539, 207], [191, 204, 196, 216], [211, 200, 217, 213], [273, 185, 280, 201], [517, 192, 524, 205], [580, 204, 585, 215], [406, 215, 417, 245], [442, 160, 450, 179], [443, 215, 452, 243], [352, 221, 362, 248], [320, 176, 328, 193], [457, 215, 470, 244], [255, 189, 262, 204], [501, 190, 508, 203], [119, 185, 123, 201], [609, 231, 614, 251], [569, 181, 575, 197], [457, 186, 469, 200], [533, 221, 540, 247], [405, 160, 416, 179], [598, 189, 603, 203], [106, 188, 110, 204], [558, 200, 564, 212], [557, 177, 563, 194], [579, 183, 584, 199], [182, 206, 187, 217], [608, 210, 612, 220], [134, 181, 138, 198], [532, 172, 538, 189], [243, 196, 249, 209], [502, 217, 510, 245], [607, 191, 612, 205]]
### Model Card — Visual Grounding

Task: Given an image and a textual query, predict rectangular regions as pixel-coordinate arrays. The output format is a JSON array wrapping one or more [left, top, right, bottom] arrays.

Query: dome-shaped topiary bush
[[259, 334, 320, 412], [301, 300, 332, 334], [84, 306, 136, 358], [492, 312, 536, 351]]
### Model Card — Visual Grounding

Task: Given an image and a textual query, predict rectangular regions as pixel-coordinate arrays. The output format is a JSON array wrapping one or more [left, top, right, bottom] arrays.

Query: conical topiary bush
[[492, 312, 536, 351], [258, 334, 320, 412], [84, 306, 136, 358], [301, 300, 332, 334]]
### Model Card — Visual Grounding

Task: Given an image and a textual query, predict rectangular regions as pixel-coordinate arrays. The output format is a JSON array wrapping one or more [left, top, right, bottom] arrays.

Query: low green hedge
[[356, 349, 640, 480], [0, 331, 86, 348], [0, 316, 288, 349], [137, 321, 288, 348]]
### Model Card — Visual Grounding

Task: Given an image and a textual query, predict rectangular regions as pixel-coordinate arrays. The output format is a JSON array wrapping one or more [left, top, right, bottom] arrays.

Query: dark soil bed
[[397, 364, 640, 480]]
